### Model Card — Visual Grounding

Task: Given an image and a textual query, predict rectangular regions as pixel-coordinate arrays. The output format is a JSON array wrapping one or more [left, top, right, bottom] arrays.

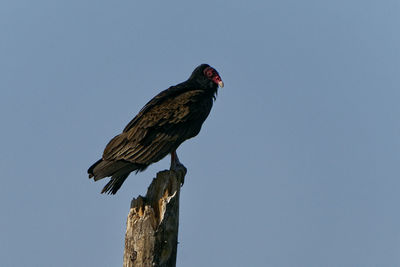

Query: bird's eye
[[204, 68, 214, 78]]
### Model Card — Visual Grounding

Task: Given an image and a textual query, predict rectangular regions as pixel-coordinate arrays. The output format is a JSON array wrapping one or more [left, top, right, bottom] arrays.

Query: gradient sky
[[1, 0, 400, 266]]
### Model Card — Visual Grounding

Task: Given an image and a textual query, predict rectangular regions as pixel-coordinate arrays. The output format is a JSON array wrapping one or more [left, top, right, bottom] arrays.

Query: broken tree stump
[[123, 168, 186, 267]]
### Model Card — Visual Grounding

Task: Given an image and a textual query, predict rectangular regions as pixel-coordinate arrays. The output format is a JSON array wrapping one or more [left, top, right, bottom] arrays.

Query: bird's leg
[[170, 150, 184, 169], [170, 150, 187, 185]]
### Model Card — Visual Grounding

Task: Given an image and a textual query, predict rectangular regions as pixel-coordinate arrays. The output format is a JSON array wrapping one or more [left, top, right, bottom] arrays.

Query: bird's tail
[[100, 173, 130, 194], [88, 159, 144, 194], [88, 159, 103, 179]]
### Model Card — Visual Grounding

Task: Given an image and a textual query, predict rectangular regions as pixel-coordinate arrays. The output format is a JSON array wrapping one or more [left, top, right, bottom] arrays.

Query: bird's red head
[[203, 66, 224, 88]]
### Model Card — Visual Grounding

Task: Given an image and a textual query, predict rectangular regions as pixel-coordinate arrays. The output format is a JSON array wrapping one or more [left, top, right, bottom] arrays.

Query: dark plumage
[[88, 64, 224, 194]]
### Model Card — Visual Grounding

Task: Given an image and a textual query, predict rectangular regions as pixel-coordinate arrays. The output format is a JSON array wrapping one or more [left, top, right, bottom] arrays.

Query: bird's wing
[[102, 89, 207, 164], [122, 84, 189, 132]]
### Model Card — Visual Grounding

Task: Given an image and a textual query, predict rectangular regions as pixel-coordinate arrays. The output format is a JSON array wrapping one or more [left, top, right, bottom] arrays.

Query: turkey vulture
[[88, 64, 224, 194]]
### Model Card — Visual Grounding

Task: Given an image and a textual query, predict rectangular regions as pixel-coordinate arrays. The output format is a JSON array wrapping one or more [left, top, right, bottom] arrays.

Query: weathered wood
[[123, 168, 186, 267]]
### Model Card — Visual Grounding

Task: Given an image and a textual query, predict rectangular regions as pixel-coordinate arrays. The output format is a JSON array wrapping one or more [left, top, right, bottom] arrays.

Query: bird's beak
[[218, 81, 224, 88]]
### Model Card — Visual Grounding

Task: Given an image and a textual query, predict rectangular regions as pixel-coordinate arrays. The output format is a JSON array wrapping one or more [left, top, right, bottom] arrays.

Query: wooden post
[[123, 168, 186, 267]]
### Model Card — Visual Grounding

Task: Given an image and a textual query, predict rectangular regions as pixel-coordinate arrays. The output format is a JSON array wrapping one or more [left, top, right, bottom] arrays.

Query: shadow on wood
[[123, 168, 186, 267]]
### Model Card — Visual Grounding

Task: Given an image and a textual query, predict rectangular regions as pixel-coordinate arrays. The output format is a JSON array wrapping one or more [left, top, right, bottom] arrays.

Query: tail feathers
[[101, 173, 130, 194], [88, 159, 102, 178], [88, 158, 148, 194], [88, 159, 129, 181], [100, 163, 141, 194]]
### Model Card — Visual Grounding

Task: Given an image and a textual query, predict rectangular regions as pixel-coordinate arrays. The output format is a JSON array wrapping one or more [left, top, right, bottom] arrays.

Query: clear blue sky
[[1, 0, 399, 266]]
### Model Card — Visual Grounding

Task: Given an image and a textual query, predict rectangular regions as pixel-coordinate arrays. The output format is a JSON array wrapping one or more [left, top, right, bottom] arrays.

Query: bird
[[88, 64, 224, 194]]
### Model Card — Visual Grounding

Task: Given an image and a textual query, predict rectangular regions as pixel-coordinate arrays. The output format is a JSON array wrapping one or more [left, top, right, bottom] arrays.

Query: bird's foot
[[171, 161, 186, 171], [170, 160, 187, 186], [170, 152, 186, 186], [170, 161, 187, 184]]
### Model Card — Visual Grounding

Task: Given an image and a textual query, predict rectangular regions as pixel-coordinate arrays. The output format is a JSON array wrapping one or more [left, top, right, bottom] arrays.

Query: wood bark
[[123, 168, 186, 267]]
